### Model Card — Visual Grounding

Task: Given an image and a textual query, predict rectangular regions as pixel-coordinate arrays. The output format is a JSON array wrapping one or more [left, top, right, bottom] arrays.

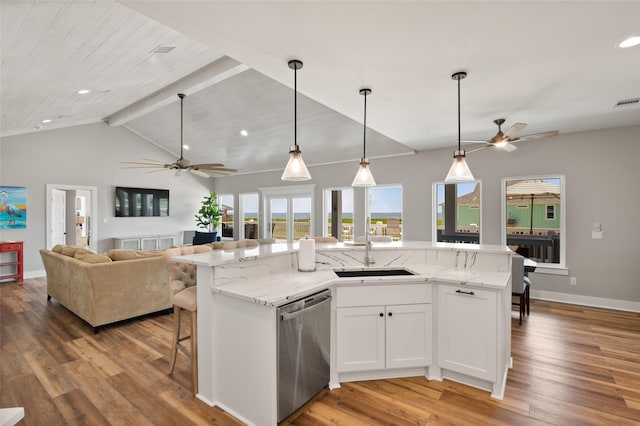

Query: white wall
[[213, 125, 640, 306], [0, 122, 212, 274]]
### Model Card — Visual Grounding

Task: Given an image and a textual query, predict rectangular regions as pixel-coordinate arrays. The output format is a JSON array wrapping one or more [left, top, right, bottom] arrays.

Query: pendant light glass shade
[[352, 88, 376, 187], [281, 145, 311, 181], [282, 59, 311, 181], [352, 158, 376, 186], [445, 150, 475, 182], [444, 72, 475, 183]]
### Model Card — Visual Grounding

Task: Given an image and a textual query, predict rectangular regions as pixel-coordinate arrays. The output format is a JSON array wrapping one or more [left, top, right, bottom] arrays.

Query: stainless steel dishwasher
[[277, 288, 331, 422]]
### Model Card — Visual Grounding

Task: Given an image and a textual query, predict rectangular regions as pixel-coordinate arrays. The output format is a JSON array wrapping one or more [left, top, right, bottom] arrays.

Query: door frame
[[46, 184, 98, 251]]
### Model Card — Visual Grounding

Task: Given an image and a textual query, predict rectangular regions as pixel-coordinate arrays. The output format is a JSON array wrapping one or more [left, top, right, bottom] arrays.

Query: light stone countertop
[[173, 241, 513, 307]]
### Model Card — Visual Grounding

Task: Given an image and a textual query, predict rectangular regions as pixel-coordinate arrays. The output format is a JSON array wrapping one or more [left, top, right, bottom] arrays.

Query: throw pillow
[[74, 251, 112, 263]]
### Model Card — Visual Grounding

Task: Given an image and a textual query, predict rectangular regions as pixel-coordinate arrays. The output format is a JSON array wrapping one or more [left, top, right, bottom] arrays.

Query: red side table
[[0, 241, 23, 283]]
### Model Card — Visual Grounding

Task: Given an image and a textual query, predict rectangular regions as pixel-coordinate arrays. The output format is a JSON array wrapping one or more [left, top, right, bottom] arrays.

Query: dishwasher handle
[[281, 294, 332, 322]]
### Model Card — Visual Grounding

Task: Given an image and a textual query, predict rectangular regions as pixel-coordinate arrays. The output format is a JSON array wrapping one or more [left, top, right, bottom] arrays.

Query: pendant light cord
[[363, 91, 368, 158], [179, 93, 185, 160], [294, 66, 298, 148], [457, 75, 461, 151]]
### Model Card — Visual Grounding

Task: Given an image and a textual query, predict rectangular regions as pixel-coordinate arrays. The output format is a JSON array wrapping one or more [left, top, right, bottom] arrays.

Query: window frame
[[322, 186, 354, 240], [259, 184, 316, 244], [432, 180, 483, 245], [366, 183, 404, 241], [239, 192, 259, 239], [501, 175, 566, 274]]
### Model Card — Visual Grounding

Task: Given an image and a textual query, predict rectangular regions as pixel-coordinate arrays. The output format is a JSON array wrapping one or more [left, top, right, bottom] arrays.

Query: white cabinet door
[[385, 304, 432, 369], [336, 306, 385, 372], [158, 235, 176, 249], [437, 285, 497, 381], [115, 238, 140, 250], [141, 237, 159, 250]]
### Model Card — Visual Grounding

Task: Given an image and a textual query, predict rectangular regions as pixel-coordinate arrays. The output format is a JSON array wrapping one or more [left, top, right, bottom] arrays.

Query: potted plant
[[193, 192, 221, 244]]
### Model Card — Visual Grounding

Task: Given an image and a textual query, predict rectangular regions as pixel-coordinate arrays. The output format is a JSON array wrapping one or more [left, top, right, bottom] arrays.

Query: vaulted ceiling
[[2, 1, 639, 175]]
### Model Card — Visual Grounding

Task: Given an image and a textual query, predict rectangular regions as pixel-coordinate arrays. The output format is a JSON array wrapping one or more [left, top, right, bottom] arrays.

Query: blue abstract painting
[[0, 186, 27, 229]]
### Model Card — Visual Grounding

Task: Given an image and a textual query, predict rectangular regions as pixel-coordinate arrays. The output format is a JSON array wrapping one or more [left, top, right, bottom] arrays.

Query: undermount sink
[[333, 268, 416, 278]]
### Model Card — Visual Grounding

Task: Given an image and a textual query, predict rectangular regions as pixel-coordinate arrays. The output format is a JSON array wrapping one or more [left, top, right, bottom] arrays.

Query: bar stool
[[163, 245, 211, 394]]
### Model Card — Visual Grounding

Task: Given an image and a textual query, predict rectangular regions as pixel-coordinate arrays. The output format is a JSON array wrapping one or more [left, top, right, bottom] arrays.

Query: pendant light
[[444, 71, 475, 183], [352, 88, 376, 187], [281, 59, 311, 181]]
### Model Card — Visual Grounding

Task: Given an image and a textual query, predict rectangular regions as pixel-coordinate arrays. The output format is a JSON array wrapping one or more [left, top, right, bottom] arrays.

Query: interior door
[[51, 189, 66, 246]]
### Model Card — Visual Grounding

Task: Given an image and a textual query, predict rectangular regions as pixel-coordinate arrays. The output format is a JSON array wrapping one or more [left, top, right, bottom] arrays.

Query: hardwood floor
[[2, 278, 639, 425]]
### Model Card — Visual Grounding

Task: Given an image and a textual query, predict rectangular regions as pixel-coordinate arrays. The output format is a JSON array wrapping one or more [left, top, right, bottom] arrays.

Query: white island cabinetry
[[335, 284, 433, 380]]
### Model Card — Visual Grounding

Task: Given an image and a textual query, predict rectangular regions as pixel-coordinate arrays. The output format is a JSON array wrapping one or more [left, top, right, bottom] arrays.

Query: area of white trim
[[531, 289, 640, 313]]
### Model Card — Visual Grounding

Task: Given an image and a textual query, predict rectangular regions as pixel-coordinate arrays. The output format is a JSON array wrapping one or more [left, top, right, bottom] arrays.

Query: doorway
[[46, 184, 98, 251]]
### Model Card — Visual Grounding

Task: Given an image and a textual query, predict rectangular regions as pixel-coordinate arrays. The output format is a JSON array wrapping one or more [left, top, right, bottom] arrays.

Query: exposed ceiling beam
[[105, 56, 249, 127]]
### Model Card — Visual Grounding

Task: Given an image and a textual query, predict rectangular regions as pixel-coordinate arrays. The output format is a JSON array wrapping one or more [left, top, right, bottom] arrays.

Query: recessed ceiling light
[[78, 89, 91, 95], [42, 119, 52, 123], [240, 129, 248, 137], [618, 36, 640, 48], [183, 145, 189, 150]]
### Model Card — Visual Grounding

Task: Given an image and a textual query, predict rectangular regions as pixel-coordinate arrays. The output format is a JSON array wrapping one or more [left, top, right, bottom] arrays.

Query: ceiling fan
[[465, 118, 559, 153], [121, 93, 237, 178]]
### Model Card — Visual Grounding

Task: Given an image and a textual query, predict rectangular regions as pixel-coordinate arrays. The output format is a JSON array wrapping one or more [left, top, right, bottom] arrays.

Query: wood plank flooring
[[2, 277, 639, 425]]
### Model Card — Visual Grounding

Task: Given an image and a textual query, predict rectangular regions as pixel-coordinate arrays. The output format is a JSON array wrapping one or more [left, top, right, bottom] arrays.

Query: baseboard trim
[[25, 270, 46, 279], [531, 289, 640, 313]]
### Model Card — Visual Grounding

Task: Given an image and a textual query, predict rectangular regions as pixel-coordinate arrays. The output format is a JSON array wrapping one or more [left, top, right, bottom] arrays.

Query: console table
[[0, 241, 23, 283]]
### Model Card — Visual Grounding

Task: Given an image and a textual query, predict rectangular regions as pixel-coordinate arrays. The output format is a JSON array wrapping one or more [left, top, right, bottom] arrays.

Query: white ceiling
[[3, 1, 640, 175]]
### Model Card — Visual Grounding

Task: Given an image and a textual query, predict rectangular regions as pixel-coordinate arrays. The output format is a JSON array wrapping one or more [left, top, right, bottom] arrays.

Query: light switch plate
[[592, 230, 603, 239]]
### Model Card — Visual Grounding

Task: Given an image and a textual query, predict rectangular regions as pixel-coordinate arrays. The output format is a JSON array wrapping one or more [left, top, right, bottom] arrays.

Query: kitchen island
[[174, 241, 514, 426]]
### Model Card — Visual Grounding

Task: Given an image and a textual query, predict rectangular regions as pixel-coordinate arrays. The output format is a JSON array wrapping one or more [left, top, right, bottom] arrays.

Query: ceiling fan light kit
[[352, 88, 376, 187], [282, 59, 311, 181], [444, 71, 475, 183]]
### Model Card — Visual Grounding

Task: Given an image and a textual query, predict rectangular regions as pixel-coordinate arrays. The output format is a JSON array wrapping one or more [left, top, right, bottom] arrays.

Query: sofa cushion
[[60, 246, 84, 257], [107, 249, 164, 261], [52, 244, 65, 253], [74, 251, 112, 264]]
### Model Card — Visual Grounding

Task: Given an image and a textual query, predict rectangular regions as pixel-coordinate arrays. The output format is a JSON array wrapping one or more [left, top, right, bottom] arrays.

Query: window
[[218, 193, 234, 240], [367, 185, 403, 241], [503, 176, 565, 270], [434, 181, 481, 244], [323, 187, 353, 241], [546, 205, 556, 220], [261, 185, 315, 244], [240, 193, 259, 239]]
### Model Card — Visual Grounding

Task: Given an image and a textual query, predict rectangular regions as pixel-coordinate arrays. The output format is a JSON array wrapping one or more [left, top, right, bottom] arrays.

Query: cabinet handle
[[379, 313, 384, 317], [388, 312, 393, 317], [455, 289, 475, 296]]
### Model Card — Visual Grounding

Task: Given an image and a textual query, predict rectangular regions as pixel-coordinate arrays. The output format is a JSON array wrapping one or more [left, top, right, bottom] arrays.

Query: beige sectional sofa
[[39, 245, 171, 331]]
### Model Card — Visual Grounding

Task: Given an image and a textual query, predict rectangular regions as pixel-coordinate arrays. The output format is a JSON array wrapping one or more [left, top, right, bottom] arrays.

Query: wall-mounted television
[[115, 187, 169, 217]]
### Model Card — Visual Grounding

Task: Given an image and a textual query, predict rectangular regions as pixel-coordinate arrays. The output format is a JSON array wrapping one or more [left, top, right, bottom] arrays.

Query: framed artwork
[[0, 186, 27, 229]]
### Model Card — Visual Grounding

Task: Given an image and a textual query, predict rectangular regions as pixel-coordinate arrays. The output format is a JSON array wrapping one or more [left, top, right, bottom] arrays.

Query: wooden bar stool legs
[[168, 291, 198, 394]]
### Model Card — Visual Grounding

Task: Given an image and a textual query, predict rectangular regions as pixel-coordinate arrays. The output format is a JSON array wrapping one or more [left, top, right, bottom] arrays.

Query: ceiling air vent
[[614, 97, 640, 108], [151, 45, 175, 54]]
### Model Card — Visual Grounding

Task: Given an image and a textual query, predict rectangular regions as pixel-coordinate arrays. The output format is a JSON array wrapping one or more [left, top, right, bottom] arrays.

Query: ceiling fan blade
[[122, 165, 166, 169], [198, 166, 238, 173], [191, 162, 225, 168], [465, 145, 491, 154], [503, 123, 527, 138], [511, 130, 559, 143], [142, 158, 168, 163], [120, 161, 164, 166]]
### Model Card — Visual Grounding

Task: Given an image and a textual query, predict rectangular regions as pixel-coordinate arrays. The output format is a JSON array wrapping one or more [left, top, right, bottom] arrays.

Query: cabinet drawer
[[0, 243, 22, 252], [336, 284, 431, 307]]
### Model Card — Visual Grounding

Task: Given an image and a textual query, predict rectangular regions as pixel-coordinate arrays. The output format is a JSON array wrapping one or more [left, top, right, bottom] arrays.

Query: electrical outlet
[[570, 276, 577, 286]]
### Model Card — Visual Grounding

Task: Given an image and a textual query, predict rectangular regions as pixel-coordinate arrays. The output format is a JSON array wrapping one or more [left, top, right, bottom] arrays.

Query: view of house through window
[[435, 181, 481, 244], [240, 193, 259, 239], [324, 187, 353, 241], [504, 177, 564, 266], [218, 194, 234, 240], [367, 185, 403, 241]]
